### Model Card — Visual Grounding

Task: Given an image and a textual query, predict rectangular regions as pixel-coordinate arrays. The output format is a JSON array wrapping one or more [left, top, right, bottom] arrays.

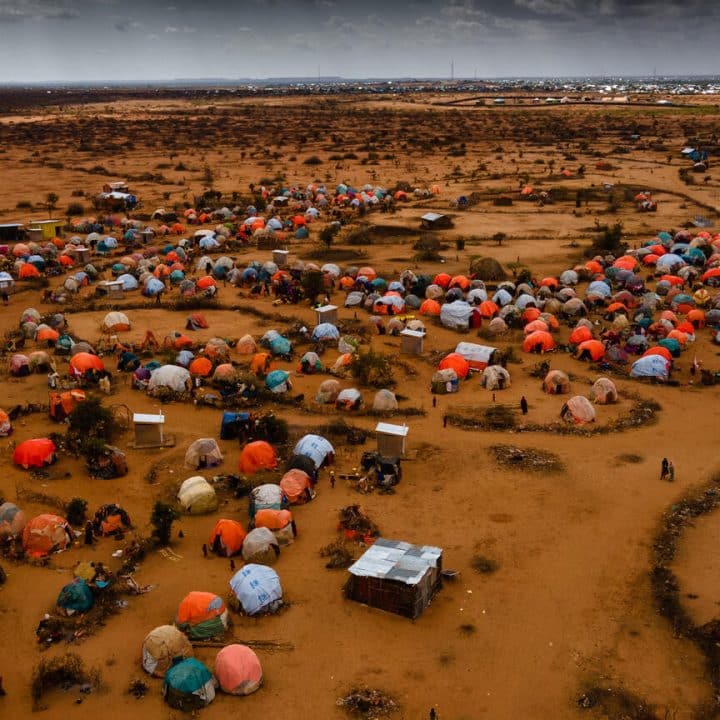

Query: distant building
[[420, 212, 452, 230], [27, 219, 63, 241], [0, 223, 25, 244]]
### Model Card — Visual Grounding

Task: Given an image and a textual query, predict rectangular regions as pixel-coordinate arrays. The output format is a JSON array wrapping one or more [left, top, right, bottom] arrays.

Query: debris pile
[[338, 687, 398, 719]]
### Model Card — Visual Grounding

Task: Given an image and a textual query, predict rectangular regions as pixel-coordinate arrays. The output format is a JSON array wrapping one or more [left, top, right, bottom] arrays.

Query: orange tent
[[576, 339, 605, 361], [176, 592, 227, 639], [449, 275, 470, 291], [520, 185, 534, 196], [667, 329, 688, 346], [13, 438, 57, 469], [522, 331, 556, 353], [36, 327, 60, 343], [521, 307, 541, 323], [523, 319, 549, 335], [165, 333, 193, 350], [660, 275, 684, 286], [59, 255, 74, 267], [569, 326, 593, 345], [239, 441, 278, 474], [478, 300, 499, 318], [606, 302, 628, 315], [642, 346, 673, 362], [197, 276, 217, 290], [540, 277, 558, 288], [13, 243, 30, 257], [339, 276, 355, 290], [189, 357, 213, 377], [254, 508, 293, 532], [22, 514, 71, 557], [279, 469, 313, 504], [438, 353, 470, 380], [70, 352, 105, 377], [250, 352, 273, 376], [49, 389, 86, 421], [357, 266, 377, 281], [19, 264, 41, 279], [433, 273, 451, 289], [292, 215, 306, 226], [613, 256, 637, 271], [171, 223, 185, 234], [209, 519, 247, 557], [686, 310, 706, 328], [584, 260, 602, 274], [419, 299, 441, 316]]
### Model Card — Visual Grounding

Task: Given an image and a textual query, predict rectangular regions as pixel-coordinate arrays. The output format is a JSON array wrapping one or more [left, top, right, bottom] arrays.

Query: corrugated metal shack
[[345, 538, 442, 618]]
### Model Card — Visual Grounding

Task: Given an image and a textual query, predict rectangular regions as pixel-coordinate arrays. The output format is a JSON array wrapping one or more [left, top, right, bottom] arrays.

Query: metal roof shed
[[345, 538, 443, 618], [375, 422, 408, 457], [133, 412, 165, 449]]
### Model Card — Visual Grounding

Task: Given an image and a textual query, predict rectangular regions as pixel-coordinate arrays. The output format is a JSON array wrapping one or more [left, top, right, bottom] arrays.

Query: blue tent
[[176, 350, 194, 367], [144, 277, 165, 296], [163, 658, 216, 710], [630, 355, 669, 379], [57, 578, 94, 614], [265, 369, 290, 392], [229, 564, 283, 616], [220, 411, 251, 440], [262, 330, 291, 357], [312, 323, 339, 341], [117, 273, 138, 290]]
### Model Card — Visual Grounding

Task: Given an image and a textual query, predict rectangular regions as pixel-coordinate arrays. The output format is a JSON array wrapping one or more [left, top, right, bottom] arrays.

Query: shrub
[[31, 653, 100, 708], [66, 497, 88, 526], [16, 200, 33, 209], [469, 256, 507, 281], [304, 155, 323, 165], [150, 501, 179, 546], [483, 405, 516, 430], [68, 397, 118, 447], [255, 414, 289, 445], [66, 202, 85, 216], [351, 350, 395, 388]]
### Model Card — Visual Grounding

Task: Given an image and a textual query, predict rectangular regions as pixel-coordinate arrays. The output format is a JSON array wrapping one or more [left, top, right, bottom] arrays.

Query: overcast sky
[[0, 0, 718, 83]]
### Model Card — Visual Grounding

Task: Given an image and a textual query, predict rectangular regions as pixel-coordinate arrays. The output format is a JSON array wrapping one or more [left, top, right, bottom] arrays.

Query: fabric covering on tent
[[22, 513, 71, 557], [249, 484, 283, 518], [176, 592, 229, 640], [163, 657, 217, 710], [215, 644, 263, 696], [293, 434, 334, 469], [209, 519, 247, 557], [242, 527, 280, 565], [562, 396, 596, 425], [372, 389, 398, 411], [592, 377, 618, 404], [543, 370, 571, 394], [148, 365, 191, 393], [13, 438, 56, 469], [253, 508, 295, 545], [0, 502, 26, 537], [102, 311, 130, 332], [177, 476, 218, 514], [229, 564, 283, 616], [279, 469, 314, 504], [185, 438, 223, 469], [57, 578, 94, 615], [142, 625, 193, 677], [239, 441, 277, 474], [480, 365, 511, 391]]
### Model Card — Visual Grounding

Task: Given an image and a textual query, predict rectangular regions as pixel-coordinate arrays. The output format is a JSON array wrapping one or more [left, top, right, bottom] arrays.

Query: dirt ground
[[1, 92, 720, 720]]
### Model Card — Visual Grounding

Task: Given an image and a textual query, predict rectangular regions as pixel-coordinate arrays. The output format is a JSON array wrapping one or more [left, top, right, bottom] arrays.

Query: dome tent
[[56, 578, 94, 615], [239, 441, 277, 474], [293, 434, 334, 469], [142, 625, 193, 677], [215, 644, 263, 696], [176, 591, 229, 640], [209, 519, 247, 557], [561, 396, 596, 425], [229, 564, 283, 616], [177, 476, 218, 514], [242, 527, 280, 565], [543, 369, 571, 394], [0, 502, 26, 537], [279, 469, 314, 504], [592, 377, 618, 404], [373, 389, 398, 411], [480, 365, 511, 391], [185, 438, 223, 469], [163, 657, 217, 711], [22, 514, 72, 557], [253, 508, 296, 545], [13, 438, 57, 469], [249, 483, 284, 518]]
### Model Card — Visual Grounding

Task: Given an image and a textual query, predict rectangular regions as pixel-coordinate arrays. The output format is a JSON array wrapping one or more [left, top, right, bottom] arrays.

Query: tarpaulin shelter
[[0, 502, 26, 537], [316, 378, 341, 403], [561, 396, 596, 425], [253, 509, 295, 545], [576, 340, 605, 362], [57, 578, 93, 615], [69, 352, 105, 379], [178, 476, 218, 514], [438, 352, 470, 379], [265, 369, 291, 393], [185, 438, 223, 469], [523, 331, 556, 353], [9, 353, 30, 377], [242, 527, 280, 565], [209, 519, 247, 557], [239, 441, 278, 474], [189, 357, 212, 377], [229, 564, 283, 616], [373, 389, 398, 411], [630, 355, 670, 379], [480, 365, 511, 391], [431, 368, 458, 394], [279, 469, 313, 504], [543, 369, 571, 394], [163, 658, 217, 710], [49, 389, 86, 421], [102, 311, 130, 332], [336, 388, 363, 410], [13, 438, 57, 468], [142, 625, 193, 677], [176, 592, 229, 640], [215, 645, 263, 696], [249, 484, 284, 518], [293, 434, 334, 469], [236, 334, 257, 355], [592, 377, 618, 404], [148, 365, 191, 393], [92, 503, 131, 535], [22, 513, 71, 557], [454, 342, 498, 370]]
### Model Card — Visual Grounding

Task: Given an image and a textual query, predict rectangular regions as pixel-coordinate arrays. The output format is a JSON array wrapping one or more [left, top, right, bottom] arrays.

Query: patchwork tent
[[209, 519, 247, 557], [249, 484, 284, 518], [176, 592, 229, 640], [279, 469, 314, 504], [336, 388, 363, 410], [253, 509, 295, 545], [480, 365, 511, 391], [592, 377, 618, 404], [543, 370, 571, 394], [92, 503, 131, 535], [562, 395, 596, 425], [229, 564, 283, 615], [373, 389, 398, 411], [22, 514, 72, 557], [316, 378, 341, 403], [142, 625, 194, 677], [163, 658, 217, 710], [215, 645, 263, 696], [177, 476, 218, 515], [148, 365, 191, 393], [102, 311, 130, 332]]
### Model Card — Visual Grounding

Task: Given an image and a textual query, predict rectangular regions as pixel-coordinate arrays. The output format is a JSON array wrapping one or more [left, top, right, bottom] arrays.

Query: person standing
[[661, 458, 669, 481], [520, 396, 528, 415], [668, 460, 675, 482], [330, 471, 336, 489], [443, 414, 448, 428]]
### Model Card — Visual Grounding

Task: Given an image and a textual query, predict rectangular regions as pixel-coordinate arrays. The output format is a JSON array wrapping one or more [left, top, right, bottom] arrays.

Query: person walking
[[443, 414, 448, 428], [330, 471, 336, 489], [667, 460, 675, 482], [660, 458, 669, 481], [520, 396, 528, 415]]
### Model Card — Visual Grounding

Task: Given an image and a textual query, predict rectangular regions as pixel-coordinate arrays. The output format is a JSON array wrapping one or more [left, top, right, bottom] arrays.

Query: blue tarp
[[229, 564, 283, 616]]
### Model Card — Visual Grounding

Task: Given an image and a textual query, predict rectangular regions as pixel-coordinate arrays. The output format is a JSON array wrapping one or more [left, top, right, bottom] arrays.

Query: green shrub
[[150, 501, 179, 546], [66, 497, 88, 526]]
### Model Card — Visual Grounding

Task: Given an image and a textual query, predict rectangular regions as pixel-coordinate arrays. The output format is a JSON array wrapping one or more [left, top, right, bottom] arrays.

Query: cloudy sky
[[0, 0, 717, 83]]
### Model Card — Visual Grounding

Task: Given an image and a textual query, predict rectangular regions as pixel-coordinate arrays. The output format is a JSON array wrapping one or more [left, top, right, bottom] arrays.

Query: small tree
[[301, 269, 325, 305], [319, 226, 334, 250], [493, 232, 507, 246], [68, 397, 117, 447], [150, 502, 179, 546], [66, 497, 88, 526], [46, 192, 59, 217]]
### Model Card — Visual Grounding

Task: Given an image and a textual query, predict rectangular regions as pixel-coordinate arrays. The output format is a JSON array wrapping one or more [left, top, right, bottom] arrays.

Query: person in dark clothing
[[661, 457, 669, 481], [1, 291, 8, 306], [443, 414, 448, 428], [202, 543, 208, 558], [520, 396, 528, 415], [205, 261, 212, 275], [229, 559, 236, 571], [432, 397, 437, 408], [155, 289, 162, 305], [84, 521, 94, 546]]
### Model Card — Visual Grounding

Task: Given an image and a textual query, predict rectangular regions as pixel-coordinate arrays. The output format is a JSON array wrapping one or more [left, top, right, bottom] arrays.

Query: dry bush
[[31, 653, 101, 708]]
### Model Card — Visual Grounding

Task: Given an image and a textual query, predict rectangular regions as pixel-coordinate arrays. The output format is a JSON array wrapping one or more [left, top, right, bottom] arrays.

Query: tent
[[265, 369, 291, 393], [454, 342, 498, 370], [630, 355, 670, 380], [229, 564, 283, 615], [438, 353, 470, 380], [9, 353, 30, 377], [186, 313, 209, 331], [102, 311, 131, 332], [13, 438, 57, 469], [261, 330, 291, 357], [253, 509, 296, 545], [0, 409, 11, 437], [293, 434, 334, 469], [592, 377, 618, 404], [279, 469, 314, 504], [523, 331, 556, 353], [480, 365, 511, 391], [215, 644, 263, 696], [562, 396, 596, 425], [148, 365, 191, 393], [0, 502, 26, 537], [336, 388, 363, 410], [576, 340, 605, 362], [92, 503, 131, 535], [185, 438, 223, 469], [316, 378, 341, 404], [163, 658, 217, 710], [299, 351, 322, 374], [440, 301, 474, 329], [178, 476, 218, 514], [142, 625, 193, 677], [373, 389, 398, 411], [69, 352, 105, 379], [312, 323, 340, 342], [57, 578, 94, 615], [249, 484, 284, 518], [543, 370, 571, 394], [176, 592, 229, 640], [242, 527, 280, 565], [431, 368, 458, 394], [22, 514, 71, 557], [209, 519, 247, 557], [236, 334, 257, 355], [239, 441, 278, 474]]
